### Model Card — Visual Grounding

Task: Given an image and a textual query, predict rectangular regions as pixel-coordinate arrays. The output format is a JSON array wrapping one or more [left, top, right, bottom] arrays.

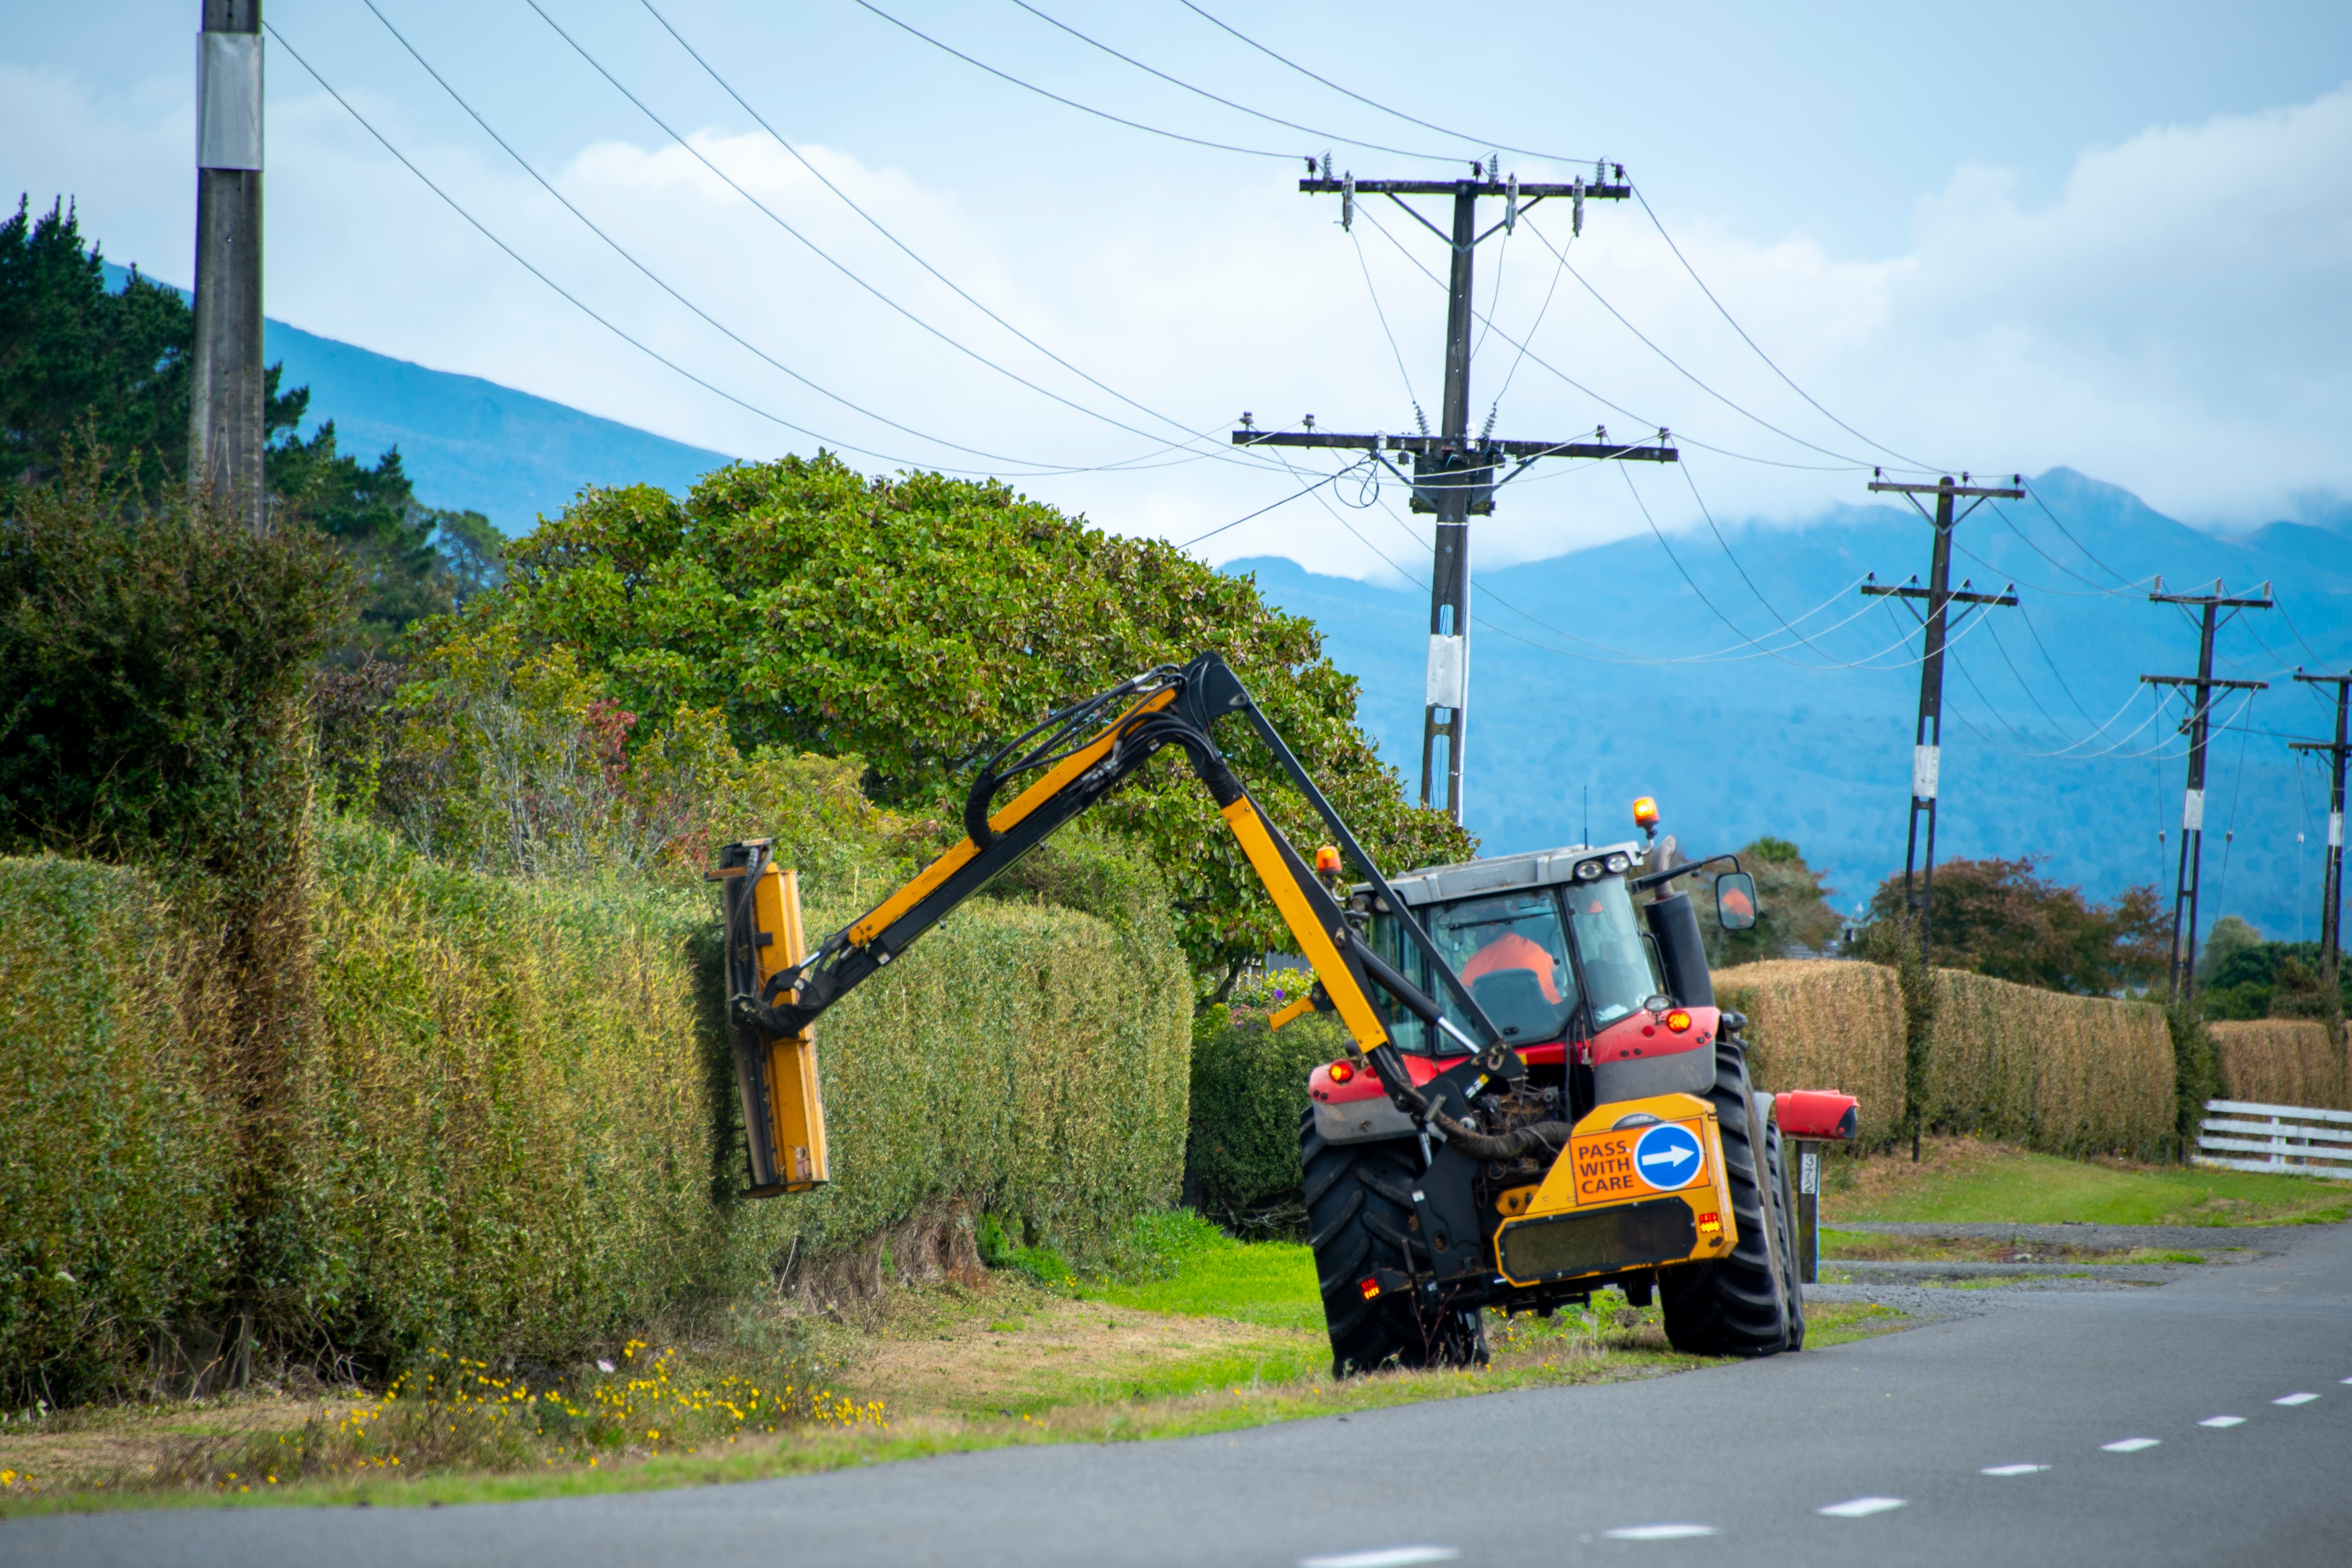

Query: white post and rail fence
[[2195, 1099, 2352, 1180]]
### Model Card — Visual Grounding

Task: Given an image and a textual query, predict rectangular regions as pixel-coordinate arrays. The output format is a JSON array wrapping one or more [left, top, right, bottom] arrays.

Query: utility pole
[[191, 0, 267, 531], [2140, 579, 2273, 1005], [2289, 671, 2352, 1020], [1237, 160, 1678, 823], [1860, 474, 2023, 974]]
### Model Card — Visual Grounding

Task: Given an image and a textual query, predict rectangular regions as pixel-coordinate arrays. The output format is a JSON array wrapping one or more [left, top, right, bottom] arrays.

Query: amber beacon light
[[1632, 796, 1660, 831]]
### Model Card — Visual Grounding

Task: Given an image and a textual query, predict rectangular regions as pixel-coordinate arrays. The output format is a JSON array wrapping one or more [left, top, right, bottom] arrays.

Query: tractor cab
[[1350, 842, 1665, 1057]]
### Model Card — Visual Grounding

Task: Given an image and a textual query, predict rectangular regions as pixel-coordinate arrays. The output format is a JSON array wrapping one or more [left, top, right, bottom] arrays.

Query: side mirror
[[1714, 870, 1759, 931]]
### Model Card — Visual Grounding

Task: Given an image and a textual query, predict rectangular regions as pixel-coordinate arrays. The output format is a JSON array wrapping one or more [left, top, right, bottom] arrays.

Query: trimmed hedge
[[1185, 1002, 1347, 1230], [0, 860, 236, 1405], [2211, 1020, 2351, 1110], [1924, 970, 2174, 1157], [1714, 960, 2177, 1159], [2, 820, 1191, 1394], [1712, 961, 1907, 1151]]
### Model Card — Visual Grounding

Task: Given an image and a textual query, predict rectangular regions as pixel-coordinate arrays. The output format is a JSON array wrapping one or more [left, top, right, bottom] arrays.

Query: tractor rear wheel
[[1299, 1108, 1489, 1376], [1658, 1041, 1801, 1356]]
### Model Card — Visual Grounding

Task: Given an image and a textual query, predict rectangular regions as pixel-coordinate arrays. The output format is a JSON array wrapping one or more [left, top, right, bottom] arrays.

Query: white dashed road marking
[[1301, 1550, 1458, 1568], [2199, 1416, 2246, 1428], [2274, 1392, 2319, 1405], [1981, 1464, 2049, 1476], [2102, 1438, 2161, 1452], [1817, 1497, 1906, 1518], [1601, 1526, 1720, 1541]]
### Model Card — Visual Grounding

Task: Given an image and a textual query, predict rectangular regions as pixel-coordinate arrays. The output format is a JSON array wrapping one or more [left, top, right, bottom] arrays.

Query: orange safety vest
[[1461, 931, 1562, 1004]]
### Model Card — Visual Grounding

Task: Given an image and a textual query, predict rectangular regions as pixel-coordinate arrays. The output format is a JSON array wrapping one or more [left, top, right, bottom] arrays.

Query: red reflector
[[1328, 1060, 1355, 1084], [1666, 1010, 1692, 1033], [1359, 1277, 1381, 1300]]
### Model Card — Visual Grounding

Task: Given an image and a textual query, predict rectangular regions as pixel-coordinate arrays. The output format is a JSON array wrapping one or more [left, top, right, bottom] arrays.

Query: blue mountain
[[102, 263, 730, 531], [1230, 468, 2352, 941]]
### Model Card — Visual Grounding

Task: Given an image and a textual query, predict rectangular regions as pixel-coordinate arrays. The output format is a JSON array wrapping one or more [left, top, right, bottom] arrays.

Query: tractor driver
[[1461, 926, 1564, 1005]]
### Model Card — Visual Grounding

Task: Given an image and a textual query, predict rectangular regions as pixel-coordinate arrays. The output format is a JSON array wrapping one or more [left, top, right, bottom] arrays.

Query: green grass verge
[[1827, 1147, 2349, 1227]]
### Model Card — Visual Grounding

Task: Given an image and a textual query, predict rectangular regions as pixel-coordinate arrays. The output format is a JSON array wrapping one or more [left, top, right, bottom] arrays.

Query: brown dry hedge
[[2210, 1020, 2352, 1110]]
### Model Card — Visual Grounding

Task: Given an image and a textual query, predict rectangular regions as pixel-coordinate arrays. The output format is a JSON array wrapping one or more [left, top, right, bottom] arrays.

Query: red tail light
[[1358, 1277, 1382, 1300]]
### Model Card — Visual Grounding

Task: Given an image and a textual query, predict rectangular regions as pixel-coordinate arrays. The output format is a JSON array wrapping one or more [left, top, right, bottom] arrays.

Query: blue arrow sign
[[1633, 1122, 1706, 1191]]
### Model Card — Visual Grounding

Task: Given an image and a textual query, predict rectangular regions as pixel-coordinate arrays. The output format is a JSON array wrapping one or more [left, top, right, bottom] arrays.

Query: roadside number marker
[[2102, 1438, 2161, 1452], [2274, 1393, 2319, 1406], [1980, 1464, 2049, 1476], [1301, 1550, 1459, 1568], [1601, 1526, 1720, 1541], [2199, 1416, 2246, 1428], [1817, 1497, 1906, 1518]]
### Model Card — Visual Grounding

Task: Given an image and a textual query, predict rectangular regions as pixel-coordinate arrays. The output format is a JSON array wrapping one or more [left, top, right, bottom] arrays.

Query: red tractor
[[1292, 801, 1848, 1369]]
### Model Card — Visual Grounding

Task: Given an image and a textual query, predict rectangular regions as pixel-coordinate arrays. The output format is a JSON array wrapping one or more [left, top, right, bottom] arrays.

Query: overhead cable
[[1356, 205, 1868, 474], [851, 0, 1295, 159], [1172, 0, 1598, 165], [524, 0, 1267, 472], [358, 0, 1106, 474], [1628, 186, 1945, 474], [1006, 0, 1465, 163], [1521, 214, 1902, 472], [639, 0, 1266, 464], [266, 22, 1012, 477]]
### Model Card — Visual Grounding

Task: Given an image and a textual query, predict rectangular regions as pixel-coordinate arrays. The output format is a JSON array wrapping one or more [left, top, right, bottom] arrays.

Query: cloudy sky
[[6, 1, 2349, 577]]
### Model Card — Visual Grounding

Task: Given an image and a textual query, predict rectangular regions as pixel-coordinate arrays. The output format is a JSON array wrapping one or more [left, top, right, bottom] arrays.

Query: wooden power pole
[[191, 0, 267, 531], [2141, 580, 2273, 1005], [1860, 473, 2023, 971], [1238, 161, 1677, 823], [2290, 671, 2352, 1019]]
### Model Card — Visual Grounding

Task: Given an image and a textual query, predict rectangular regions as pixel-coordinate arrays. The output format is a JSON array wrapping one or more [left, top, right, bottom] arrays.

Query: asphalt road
[[11, 1222, 2350, 1568]]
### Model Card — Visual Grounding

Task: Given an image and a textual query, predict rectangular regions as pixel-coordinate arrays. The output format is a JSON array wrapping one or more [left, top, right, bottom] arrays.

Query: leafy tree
[[2199, 936, 2352, 1020], [1699, 835, 1843, 965], [2196, 915, 2262, 983], [428, 452, 1474, 981], [2, 195, 501, 651], [1861, 854, 2166, 996]]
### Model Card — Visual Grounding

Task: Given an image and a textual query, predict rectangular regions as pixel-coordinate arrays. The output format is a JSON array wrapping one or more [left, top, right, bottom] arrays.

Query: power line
[[358, 0, 1091, 475], [1628, 186, 1944, 474], [523, 0, 1262, 473], [1356, 203, 1868, 473], [851, 0, 1294, 159], [1171, 0, 1598, 165], [1181, 460, 1372, 548], [640, 0, 1276, 467], [1521, 213, 1893, 471], [1005, 0, 1464, 163], [267, 21, 1002, 477]]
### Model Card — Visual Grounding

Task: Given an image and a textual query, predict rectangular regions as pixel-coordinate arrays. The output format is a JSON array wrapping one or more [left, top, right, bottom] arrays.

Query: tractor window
[[1565, 877, 1664, 1027], [1373, 892, 1579, 1051]]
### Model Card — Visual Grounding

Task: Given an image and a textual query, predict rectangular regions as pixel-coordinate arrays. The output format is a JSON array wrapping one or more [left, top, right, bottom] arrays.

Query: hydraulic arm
[[713, 651, 1514, 1195]]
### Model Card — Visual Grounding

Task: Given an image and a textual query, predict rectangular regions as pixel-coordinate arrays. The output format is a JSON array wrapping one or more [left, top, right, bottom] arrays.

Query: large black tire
[[1763, 1113, 1806, 1352], [1299, 1108, 1490, 1377], [1658, 1041, 1800, 1356]]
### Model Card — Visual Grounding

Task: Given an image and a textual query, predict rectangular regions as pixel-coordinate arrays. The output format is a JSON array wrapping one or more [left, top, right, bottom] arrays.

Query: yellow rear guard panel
[[751, 863, 829, 1192], [1491, 1092, 1737, 1288]]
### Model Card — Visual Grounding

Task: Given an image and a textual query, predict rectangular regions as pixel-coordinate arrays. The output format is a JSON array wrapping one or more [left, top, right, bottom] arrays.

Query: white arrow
[[1641, 1144, 1696, 1170]]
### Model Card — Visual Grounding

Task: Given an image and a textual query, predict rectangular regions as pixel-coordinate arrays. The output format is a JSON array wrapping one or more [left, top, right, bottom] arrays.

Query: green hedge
[[0, 860, 236, 1405], [1, 820, 1191, 1395], [1185, 992, 1347, 1232]]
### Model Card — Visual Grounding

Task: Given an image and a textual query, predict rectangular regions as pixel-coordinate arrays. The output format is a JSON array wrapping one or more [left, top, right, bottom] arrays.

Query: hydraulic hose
[[1430, 1111, 1574, 1162]]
